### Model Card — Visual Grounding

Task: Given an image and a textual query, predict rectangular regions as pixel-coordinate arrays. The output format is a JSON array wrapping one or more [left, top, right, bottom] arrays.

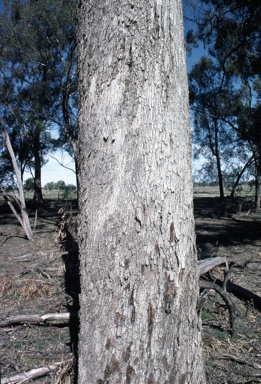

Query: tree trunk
[[77, 1, 206, 383], [254, 142, 261, 210], [254, 170, 261, 211], [33, 131, 44, 205], [230, 156, 254, 198], [214, 121, 224, 199]]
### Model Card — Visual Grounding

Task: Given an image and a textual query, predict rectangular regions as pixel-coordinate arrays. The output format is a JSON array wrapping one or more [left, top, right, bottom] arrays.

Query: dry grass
[[0, 276, 53, 298]]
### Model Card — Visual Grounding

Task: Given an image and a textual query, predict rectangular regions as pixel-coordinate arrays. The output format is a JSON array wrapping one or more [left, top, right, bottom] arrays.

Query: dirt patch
[[0, 197, 260, 383]]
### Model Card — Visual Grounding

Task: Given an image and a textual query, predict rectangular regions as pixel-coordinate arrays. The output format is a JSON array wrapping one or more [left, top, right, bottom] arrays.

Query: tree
[[54, 180, 66, 190], [23, 178, 34, 192], [188, 57, 252, 199], [44, 181, 55, 191], [0, 0, 78, 202], [77, 1, 206, 382], [185, 0, 261, 207]]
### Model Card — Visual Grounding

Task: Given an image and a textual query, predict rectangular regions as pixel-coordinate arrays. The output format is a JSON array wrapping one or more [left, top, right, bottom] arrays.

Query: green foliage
[[55, 180, 66, 190], [61, 184, 77, 200], [44, 181, 55, 191], [23, 178, 34, 191], [201, 308, 215, 322], [44, 180, 76, 191]]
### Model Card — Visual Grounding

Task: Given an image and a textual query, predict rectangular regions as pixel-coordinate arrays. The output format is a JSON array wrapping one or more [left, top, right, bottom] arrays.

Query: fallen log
[[1, 359, 73, 384], [226, 280, 261, 311], [0, 312, 77, 327], [198, 256, 228, 276]]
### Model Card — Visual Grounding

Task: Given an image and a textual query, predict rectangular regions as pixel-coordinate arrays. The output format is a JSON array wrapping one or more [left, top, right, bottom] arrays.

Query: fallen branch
[[198, 256, 228, 276], [226, 280, 261, 310], [199, 279, 237, 336], [198, 257, 261, 311], [0, 312, 77, 327], [216, 353, 261, 370], [1, 359, 73, 384]]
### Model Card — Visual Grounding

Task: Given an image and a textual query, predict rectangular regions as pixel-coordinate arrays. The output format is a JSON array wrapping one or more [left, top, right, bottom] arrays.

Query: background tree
[[189, 57, 252, 199], [0, 0, 78, 202], [77, 0, 205, 382], [185, 0, 261, 207], [23, 177, 34, 192], [54, 180, 66, 191]]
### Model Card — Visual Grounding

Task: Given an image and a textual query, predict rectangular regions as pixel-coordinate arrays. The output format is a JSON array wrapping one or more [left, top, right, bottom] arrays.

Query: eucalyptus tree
[[0, 0, 78, 203], [189, 57, 244, 199], [77, 0, 206, 382], [186, 0, 261, 205]]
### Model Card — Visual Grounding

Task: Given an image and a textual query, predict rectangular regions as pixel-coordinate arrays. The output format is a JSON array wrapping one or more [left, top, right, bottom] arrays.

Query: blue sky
[[24, 151, 77, 186]]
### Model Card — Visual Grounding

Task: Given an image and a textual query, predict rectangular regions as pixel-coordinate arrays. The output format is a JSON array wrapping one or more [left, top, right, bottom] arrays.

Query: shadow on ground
[[194, 197, 261, 260], [60, 205, 80, 384]]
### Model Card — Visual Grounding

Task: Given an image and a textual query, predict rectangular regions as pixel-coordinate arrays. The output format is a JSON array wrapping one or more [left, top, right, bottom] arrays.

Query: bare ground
[[0, 200, 79, 384], [195, 197, 261, 384], [0, 197, 260, 383]]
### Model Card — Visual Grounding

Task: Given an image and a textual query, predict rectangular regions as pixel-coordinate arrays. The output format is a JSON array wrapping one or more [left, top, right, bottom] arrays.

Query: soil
[[0, 197, 261, 383]]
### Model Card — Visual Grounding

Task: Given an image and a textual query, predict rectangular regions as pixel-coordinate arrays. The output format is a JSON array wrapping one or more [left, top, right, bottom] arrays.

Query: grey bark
[[77, 1, 206, 383]]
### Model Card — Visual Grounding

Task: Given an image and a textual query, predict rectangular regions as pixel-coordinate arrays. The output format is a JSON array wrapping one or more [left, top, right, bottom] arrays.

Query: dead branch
[[0, 312, 77, 327], [199, 279, 237, 336], [198, 256, 228, 276], [226, 280, 261, 310], [198, 257, 261, 310], [0, 120, 34, 241], [216, 353, 261, 370], [1, 359, 73, 384]]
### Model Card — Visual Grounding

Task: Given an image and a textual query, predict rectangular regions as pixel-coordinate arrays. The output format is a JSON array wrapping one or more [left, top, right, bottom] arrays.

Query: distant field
[[0, 189, 77, 202], [0, 185, 256, 202], [25, 189, 77, 200], [24, 189, 77, 200], [193, 184, 255, 198]]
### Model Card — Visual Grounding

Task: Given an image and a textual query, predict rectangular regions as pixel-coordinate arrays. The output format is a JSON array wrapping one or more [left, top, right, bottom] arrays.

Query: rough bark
[[77, 1, 206, 383]]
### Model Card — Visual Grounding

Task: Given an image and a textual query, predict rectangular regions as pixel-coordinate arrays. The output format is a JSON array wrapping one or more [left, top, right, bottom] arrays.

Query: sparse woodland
[[0, 0, 260, 383]]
